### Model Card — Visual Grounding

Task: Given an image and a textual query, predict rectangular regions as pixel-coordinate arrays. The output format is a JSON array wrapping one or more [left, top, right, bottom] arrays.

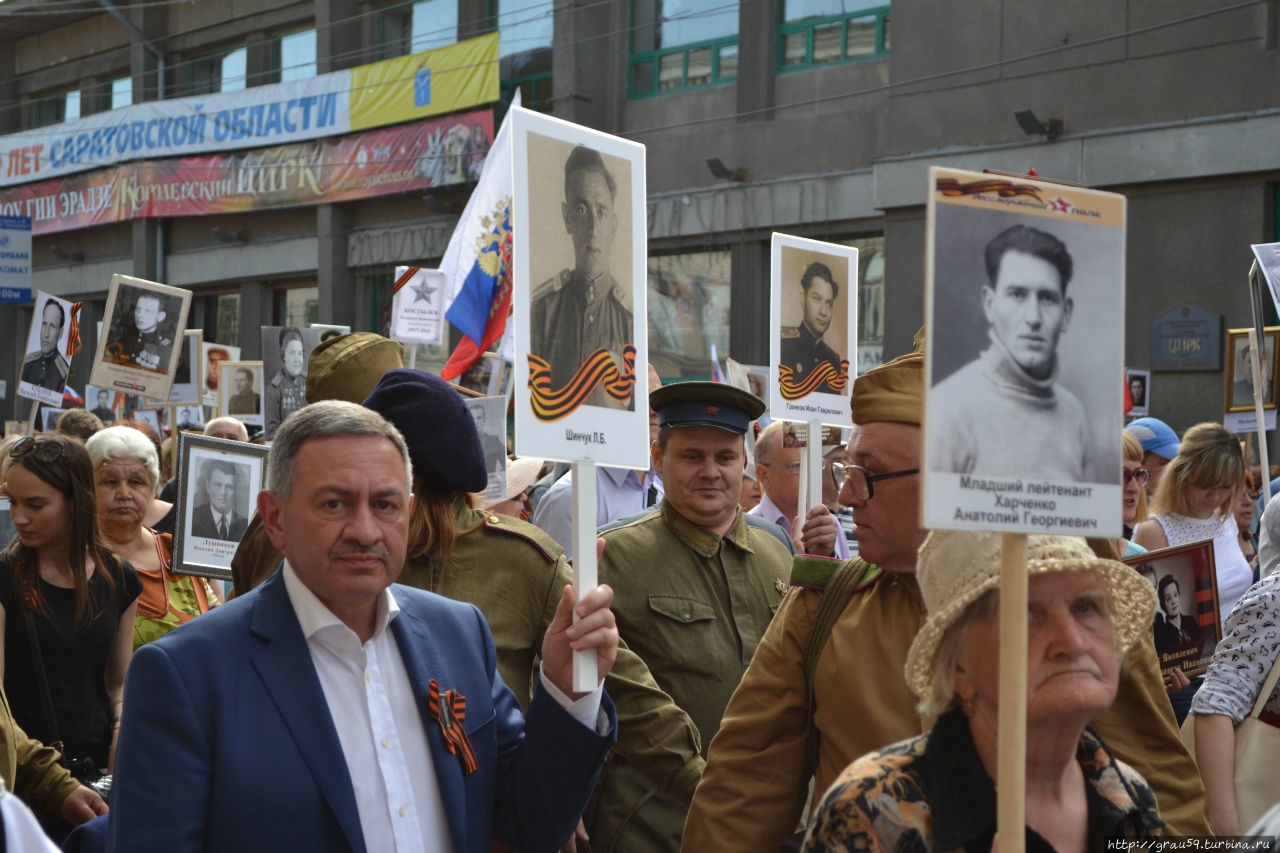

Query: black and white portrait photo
[[172, 434, 267, 580], [168, 330, 203, 406], [87, 385, 117, 424], [923, 167, 1125, 537], [40, 408, 64, 433], [261, 326, 321, 440], [466, 395, 508, 502], [527, 139, 635, 413], [1125, 541, 1220, 678], [511, 107, 650, 471], [1127, 368, 1150, 416], [219, 361, 265, 428], [18, 292, 73, 406], [1225, 329, 1278, 412], [768, 234, 858, 425], [91, 274, 192, 401]]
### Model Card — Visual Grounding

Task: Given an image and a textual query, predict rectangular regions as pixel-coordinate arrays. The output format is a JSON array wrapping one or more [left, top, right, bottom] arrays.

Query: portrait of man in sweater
[[928, 223, 1092, 480]]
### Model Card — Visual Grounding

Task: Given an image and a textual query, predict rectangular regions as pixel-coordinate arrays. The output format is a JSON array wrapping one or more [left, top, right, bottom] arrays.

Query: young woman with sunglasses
[[0, 436, 140, 836]]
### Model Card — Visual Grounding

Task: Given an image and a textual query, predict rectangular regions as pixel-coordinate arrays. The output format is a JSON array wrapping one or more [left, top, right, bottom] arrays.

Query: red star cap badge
[[705, 405, 719, 416]]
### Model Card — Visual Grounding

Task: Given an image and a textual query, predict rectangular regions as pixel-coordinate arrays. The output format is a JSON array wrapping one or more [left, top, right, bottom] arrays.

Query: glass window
[[278, 29, 317, 82], [276, 286, 319, 327], [214, 294, 242, 348], [498, 0, 553, 59], [109, 76, 132, 110], [65, 90, 81, 121], [188, 46, 248, 95], [633, 0, 738, 52], [844, 235, 885, 374], [778, 0, 889, 70], [648, 250, 732, 379], [411, 0, 458, 53], [31, 89, 79, 128]]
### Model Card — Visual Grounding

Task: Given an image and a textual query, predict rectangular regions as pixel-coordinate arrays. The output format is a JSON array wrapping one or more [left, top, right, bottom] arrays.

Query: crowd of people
[[2, 327, 1280, 852]]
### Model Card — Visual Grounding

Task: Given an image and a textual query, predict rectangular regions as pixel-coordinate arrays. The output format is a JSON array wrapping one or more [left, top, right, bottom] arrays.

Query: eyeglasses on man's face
[[830, 462, 919, 501]]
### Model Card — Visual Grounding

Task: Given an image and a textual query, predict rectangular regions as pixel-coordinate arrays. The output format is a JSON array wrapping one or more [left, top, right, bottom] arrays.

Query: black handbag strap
[[22, 610, 63, 753]]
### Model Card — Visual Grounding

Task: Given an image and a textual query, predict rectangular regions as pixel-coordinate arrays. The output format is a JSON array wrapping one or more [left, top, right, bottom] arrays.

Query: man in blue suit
[[108, 400, 620, 852]]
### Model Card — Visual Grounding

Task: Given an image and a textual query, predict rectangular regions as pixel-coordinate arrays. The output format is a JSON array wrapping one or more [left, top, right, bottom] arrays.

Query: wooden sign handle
[[571, 460, 599, 693], [998, 533, 1028, 853]]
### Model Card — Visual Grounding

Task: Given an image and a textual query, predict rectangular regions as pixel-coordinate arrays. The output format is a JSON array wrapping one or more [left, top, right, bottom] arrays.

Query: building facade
[[1, 0, 1277, 442]]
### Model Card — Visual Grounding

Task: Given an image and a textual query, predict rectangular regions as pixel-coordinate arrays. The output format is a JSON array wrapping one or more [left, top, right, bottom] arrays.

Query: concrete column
[[881, 208, 925, 359], [237, 281, 270, 360], [4, 304, 27, 421], [729, 241, 770, 364], [68, 301, 100, 400], [316, 204, 354, 325], [132, 220, 160, 281], [0, 40, 17, 134], [245, 32, 274, 88], [737, 0, 776, 122], [128, 5, 166, 101], [555, 0, 618, 128], [317, 0, 365, 72]]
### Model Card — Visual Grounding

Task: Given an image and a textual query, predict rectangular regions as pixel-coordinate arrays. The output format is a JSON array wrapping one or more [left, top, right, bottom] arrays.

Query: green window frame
[[501, 70, 553, 112], [629, 35, 738, 99], [777, 4, 889, 72]]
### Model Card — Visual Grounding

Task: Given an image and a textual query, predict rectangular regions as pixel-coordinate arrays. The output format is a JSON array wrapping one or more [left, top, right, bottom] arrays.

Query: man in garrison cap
[[529, 144, 634, 411], [683, 341, 1213, 851], [591, 381, 792, 851], [22, 298, 69, 393]]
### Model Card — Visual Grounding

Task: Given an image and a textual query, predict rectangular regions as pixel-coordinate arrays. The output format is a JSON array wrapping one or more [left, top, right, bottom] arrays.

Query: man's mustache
[[329, 545, 390, 559]]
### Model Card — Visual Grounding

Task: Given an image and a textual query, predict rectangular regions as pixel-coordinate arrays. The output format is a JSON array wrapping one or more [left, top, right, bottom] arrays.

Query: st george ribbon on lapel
[[428, 679, 478, 775]]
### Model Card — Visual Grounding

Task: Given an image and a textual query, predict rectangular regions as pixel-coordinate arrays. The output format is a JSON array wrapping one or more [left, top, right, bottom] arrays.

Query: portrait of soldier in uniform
[[107, 287, 175, 371], [264, 327, 308, 440], [21, 297, 69, 394], [929, 223, 1092, 480], [779, 261, 844, 395], [1230, 335, 1275, 409], [529, 144, 635, 411], [90, 389, 117, 424], [228, 367, 260, 416]]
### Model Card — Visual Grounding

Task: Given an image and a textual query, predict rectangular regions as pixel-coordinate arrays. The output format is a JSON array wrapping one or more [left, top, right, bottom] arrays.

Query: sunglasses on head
[[8, 436, 68, 464]]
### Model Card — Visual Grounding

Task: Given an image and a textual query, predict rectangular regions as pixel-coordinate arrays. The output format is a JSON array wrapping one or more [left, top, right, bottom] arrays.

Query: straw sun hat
[[903, 531, 1157, 701], [482, 457, 544, 508]]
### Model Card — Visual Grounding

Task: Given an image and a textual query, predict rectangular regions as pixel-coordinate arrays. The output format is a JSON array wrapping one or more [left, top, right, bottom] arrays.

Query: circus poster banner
[[0, 109, 494, 236]]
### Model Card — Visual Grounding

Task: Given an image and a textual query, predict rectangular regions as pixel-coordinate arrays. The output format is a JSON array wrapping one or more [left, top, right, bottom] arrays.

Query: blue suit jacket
[[107, 570, 617, 852]]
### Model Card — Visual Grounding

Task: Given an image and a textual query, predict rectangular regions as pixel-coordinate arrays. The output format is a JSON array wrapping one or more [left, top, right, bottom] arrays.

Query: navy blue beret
[[362, 368, 488, 493], [650, 381, 766, 434]]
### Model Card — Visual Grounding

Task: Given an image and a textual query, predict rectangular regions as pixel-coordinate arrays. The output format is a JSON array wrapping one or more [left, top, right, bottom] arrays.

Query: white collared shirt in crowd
[[748, 491, 851, 560], [532, 466, 664, 559], [282, 561, 604, 853]]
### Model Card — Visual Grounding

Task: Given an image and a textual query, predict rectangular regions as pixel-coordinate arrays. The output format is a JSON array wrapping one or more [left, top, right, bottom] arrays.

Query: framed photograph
[[1123, 539, 1220, 678], [40, 407, 63, 433], [172, 433, 268, 580], [769, 233, 858, 426], [1252, 242, 1280, 320], [90, 274, 192, 401], [922, 167, 1126, 537], [18, 291, 74, 406], [389, 266, 445, 345], [261, 326, 323, 440], [201, 341, 241, 408], [132, 408, 161, 437], [85, 385, 120, 425], [465, 395, 508, 503], [1127, 368, 1150, 417], [511, 107, 649, 468], [168, 330, 204, 406], [169, 406, 206, 432], [1224, 327, 1279, 413], [218, 361, 265, 428], [3, 421, 28, 438]]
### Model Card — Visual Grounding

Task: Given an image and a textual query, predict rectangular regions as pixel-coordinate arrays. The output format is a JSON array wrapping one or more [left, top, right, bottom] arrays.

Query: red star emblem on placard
[[1049, 197, 1071, 213], [705, 405, 719, 416]]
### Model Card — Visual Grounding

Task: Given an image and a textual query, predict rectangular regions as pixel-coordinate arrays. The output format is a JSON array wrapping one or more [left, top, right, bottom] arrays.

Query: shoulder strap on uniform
[[803, 558, 882, 773]]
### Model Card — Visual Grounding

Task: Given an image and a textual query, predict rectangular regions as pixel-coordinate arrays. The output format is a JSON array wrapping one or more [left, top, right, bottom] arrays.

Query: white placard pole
[[405, 346, 417, 370], [1248, 325, 1272, 504], [804, 420, 823, 538], [998, 533, 1028, 853], [24, 400, 38, 436], [571, 460, 599, 692]]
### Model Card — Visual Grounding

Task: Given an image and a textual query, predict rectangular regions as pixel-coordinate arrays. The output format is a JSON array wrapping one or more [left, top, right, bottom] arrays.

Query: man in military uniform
[[21, 299, 69, 394], [114, 291, 173, 371], [682, 344, 1213, 852], [594, 381, 792, 851], [227, 367, 259, 416], [530, 145, 634, 411], [779, 261, 843, 394], [264, 327, 307, 440]]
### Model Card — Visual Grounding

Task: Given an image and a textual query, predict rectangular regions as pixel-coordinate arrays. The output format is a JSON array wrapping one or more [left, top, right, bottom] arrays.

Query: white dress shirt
[[748, 491, 851, 560], [281, 562, 604, 853], [531, 466, 663, 559]]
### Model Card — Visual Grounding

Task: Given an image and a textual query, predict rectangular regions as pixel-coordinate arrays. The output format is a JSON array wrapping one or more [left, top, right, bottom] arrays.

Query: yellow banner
[[349, 32, 499, 131]]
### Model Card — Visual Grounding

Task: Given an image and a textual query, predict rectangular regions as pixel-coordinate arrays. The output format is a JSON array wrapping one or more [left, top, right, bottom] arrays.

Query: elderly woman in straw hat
[[803, 531, 1164, 851]]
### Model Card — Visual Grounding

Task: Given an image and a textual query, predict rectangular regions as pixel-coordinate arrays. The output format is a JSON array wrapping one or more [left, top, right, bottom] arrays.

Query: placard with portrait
[[172, 433, 268, 580], [90, 274, 192, 402], [18, 291, 75, 407], [1123, 539, 1220, 678], [218, 361, 265, 428]]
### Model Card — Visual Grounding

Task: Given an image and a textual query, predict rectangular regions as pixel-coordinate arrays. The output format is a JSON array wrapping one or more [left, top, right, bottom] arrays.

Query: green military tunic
[[593, 500, 791, 851]]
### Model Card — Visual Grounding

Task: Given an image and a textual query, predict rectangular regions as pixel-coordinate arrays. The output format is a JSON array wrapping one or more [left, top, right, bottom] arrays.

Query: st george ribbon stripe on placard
[[528, 344, 637, 422], [778, 360, 850, 401]]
